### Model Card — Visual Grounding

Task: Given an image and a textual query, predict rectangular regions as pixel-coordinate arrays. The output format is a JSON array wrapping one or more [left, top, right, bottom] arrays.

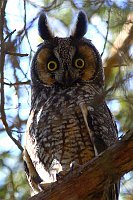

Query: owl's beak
[[62, 70, 75, 87]]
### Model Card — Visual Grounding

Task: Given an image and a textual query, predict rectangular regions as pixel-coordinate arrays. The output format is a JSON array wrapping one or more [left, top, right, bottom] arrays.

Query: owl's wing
[[80, 101, 118, 154], [90, 102, 118, 152], [92, 103, 120, 200], [80, 101, 119, 200]]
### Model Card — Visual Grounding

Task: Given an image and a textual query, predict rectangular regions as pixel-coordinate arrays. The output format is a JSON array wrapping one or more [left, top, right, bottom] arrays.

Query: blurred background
[[0, 0, 133, 199]]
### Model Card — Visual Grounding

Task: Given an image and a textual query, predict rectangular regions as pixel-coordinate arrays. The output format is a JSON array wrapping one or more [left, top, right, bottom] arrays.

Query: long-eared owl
[[23, 11, 119, 199]]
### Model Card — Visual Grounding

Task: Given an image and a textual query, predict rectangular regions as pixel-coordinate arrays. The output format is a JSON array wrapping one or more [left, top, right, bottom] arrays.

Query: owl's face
[[32, 11, 104, 89]]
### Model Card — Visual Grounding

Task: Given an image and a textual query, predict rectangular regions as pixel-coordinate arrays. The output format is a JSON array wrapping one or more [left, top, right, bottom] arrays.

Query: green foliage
[[0, 151, 30, 199]]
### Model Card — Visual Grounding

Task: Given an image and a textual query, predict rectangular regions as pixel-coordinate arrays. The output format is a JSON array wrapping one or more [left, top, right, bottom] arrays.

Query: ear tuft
[[38, 12, 53, 41], [72, 11, 88, 39]]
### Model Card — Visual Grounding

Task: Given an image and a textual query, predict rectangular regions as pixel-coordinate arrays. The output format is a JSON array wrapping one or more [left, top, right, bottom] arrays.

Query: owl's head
[[31, 11, 104, 89]]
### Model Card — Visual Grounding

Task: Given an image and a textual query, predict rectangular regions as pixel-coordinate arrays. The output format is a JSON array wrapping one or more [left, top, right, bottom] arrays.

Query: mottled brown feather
[[78, 45, 97, 80], [37, 48, 55, 85]]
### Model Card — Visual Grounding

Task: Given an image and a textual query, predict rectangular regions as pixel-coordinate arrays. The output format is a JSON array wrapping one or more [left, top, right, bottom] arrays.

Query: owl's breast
[[32, 85, 97, 170]]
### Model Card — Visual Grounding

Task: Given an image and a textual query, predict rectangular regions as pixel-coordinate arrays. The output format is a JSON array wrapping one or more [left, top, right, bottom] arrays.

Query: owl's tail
[[23, 148, 42, 194], [106, 182, 120, 200]]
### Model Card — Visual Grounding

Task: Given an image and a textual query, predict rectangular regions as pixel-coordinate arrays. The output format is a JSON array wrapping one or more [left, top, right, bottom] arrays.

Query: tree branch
[[5, 51, 29, 57], [28, 131, 133, 200], [101, 7, 111, 57], [0, 29, 16, 47], [4, 80, 30, 86], [0, 0, 23, 152], [104, 13, 133, 71]]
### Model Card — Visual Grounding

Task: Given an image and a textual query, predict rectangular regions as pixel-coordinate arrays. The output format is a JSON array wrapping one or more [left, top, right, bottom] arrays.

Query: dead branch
[[0, 0, 23, 152], [5, 51, 29, 57], [28, 131, 133, 200], [4, 80, 30, 86], [0, 29, 16, 46], [101, 8, 111, 57]]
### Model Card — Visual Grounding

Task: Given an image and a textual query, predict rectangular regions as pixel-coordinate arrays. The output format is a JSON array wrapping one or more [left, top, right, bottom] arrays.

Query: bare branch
[[5, 51, 29, 57], [101, 8, 111, 57], [104, 73, 133, 96], [4, 80, 30, 86], [28, 131, 133, 200], [0, 29, 16, 46], [104, 13, 133, 69], [0, 0, 23, 152], [27, 0, 64, 11]]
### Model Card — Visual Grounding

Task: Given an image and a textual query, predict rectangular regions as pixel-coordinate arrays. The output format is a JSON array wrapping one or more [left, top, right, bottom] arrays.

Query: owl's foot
[[38, 182, 51, 191], [70, 161, 81, 172], [56, 161, 81, 181], [69, 161, 83, 177], [56, 170, 68, 182]]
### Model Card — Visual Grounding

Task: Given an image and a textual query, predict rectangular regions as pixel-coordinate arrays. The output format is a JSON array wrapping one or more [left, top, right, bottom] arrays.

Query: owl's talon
[[38, 182, 51, 191], [68, 161, 83, 177], [70, 161, 81, 172], [56, 162, 81, 181], [56, 171, 68, 181]]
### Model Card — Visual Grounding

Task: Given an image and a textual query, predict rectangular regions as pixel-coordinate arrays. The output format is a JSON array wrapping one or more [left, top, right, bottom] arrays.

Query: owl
[[23, 11, 119, 199]]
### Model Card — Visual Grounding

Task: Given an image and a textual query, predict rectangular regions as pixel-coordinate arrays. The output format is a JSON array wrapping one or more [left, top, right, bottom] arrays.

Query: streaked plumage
[[23, 11, 119, 199]]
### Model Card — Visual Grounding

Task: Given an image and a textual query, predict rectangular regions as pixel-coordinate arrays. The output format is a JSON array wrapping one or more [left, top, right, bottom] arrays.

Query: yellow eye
[[47, 61, 58, 71], [75, 58, 84, 69]]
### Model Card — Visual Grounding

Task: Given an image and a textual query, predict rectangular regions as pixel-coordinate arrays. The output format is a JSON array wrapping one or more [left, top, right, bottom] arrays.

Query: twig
[[5, 51, 29, 57], [4, 80, 30, 86], [104, 73, 133, 96], [26, 0, 63, 11], [0, 0, 23, 152], [23, 0, 33, 52], [0, 29, 16, 47], [101, 8, 111, 57]]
